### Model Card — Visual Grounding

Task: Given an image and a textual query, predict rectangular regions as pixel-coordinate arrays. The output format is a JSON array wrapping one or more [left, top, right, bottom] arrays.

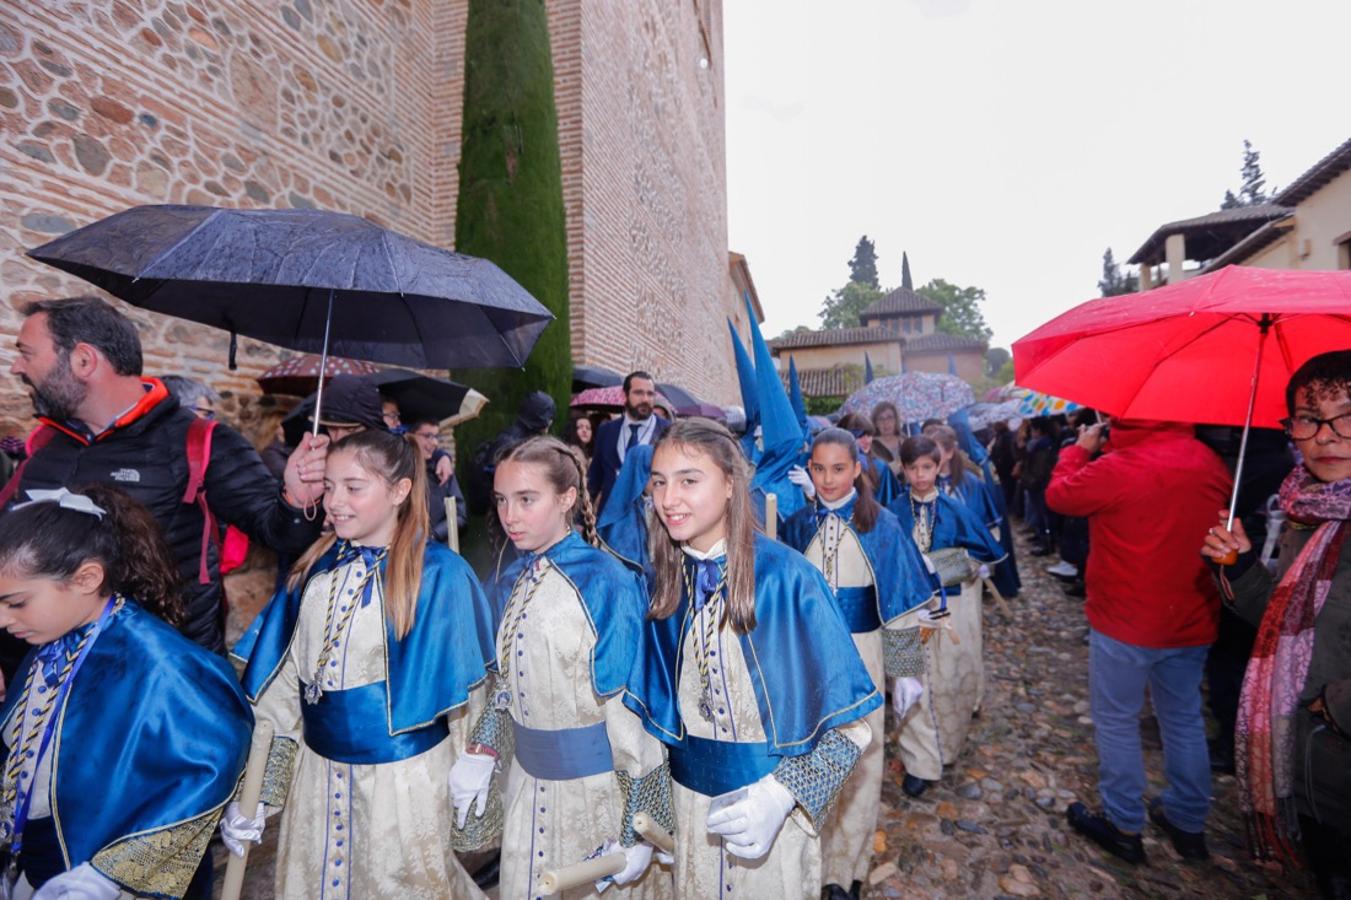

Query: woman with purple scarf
[[1204, 350, 1351, 899]]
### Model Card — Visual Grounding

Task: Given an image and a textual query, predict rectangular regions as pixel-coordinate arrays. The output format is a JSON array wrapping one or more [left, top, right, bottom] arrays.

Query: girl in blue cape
[[625, 419, 880, 899], [0, 485, 251, 899], [231, 430, 496, 898], [887, 436, 1006, 798], [449, 436, 671, 899], [781, 429, 938, 899], [597, 443, 656, 585]]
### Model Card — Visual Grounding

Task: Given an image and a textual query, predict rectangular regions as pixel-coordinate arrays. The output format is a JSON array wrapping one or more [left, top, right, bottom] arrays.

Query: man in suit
[[588, 370, 669, 514]]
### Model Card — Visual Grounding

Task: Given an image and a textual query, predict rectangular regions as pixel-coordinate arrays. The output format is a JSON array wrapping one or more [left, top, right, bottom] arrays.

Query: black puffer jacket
[[3, 385, 322, 664]]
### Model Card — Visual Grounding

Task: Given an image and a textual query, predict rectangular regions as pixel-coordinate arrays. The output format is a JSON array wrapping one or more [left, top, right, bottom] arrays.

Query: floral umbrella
[[570, 385, 670, 411], [840, 372, 975, 424], [1014, 389, 1082, 419]]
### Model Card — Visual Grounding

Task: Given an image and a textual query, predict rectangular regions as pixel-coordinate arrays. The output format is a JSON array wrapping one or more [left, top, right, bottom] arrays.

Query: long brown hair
[[648, 419, 758, 633], [811, 428, 880, 533], [288, 430, 428, 639], [923, 424, 978, 491], [0, 484, 183, 627], [494, 436, 599, 546]]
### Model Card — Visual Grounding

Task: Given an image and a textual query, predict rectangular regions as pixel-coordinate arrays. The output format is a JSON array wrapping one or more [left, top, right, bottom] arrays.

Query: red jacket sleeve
[[1046, 444, 1129, 517]]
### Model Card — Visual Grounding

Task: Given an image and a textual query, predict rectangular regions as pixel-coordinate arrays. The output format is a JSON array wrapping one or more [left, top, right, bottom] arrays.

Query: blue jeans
[[1088, 629, 1212, 833]]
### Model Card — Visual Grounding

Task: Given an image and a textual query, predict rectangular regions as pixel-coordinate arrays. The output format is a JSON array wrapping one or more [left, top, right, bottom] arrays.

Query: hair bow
[[11, 487, 107, 519]]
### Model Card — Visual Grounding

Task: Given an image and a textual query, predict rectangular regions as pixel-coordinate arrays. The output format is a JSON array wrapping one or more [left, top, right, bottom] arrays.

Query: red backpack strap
[[184, 417, 219, 584], [0, 425, 56, 509]]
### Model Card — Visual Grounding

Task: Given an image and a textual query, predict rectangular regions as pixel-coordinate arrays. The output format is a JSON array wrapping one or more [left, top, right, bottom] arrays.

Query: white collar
[[681, 538, 727, 561], [820, 488, 857, 511]]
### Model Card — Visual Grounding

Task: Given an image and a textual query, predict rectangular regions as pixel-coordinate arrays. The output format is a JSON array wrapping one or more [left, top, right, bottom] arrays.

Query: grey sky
[[724, 0, 1350, 350]]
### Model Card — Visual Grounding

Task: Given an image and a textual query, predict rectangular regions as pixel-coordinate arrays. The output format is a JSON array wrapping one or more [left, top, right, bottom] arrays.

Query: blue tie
[[626, 423, 641, 451], [36, 628, 88, 688], [691, 559, 722, 611], [336, 542, 386, 607]]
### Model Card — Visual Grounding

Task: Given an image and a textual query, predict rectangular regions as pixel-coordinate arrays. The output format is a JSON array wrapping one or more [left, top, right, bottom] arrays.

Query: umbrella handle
[[311, 288, 336, 439], [1217, 315, 1271, 567]]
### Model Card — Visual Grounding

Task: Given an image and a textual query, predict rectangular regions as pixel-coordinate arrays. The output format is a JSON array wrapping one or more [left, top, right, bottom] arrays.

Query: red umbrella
[[1013, 265, 1351, 555], [257, 354, 381, 396]]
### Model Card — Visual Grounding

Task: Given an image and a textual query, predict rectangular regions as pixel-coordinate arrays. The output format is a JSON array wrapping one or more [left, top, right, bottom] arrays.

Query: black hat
[[313, 375, 385, 431]]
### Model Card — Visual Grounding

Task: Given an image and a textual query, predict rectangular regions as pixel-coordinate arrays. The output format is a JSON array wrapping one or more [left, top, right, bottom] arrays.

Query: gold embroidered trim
[[259, 735, 298, 809], [91, 809, 218, 897]]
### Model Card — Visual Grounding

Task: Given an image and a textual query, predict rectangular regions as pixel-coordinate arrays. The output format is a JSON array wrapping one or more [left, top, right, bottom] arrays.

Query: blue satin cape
[[0, 603, 251, 877], [489, 530, 645, 698], [781, 500, 938, 625], [234, 541, 496, 735], [887, 491, 1007, 564], [596, 444, 654, 582], [623, 534, 882, 756]]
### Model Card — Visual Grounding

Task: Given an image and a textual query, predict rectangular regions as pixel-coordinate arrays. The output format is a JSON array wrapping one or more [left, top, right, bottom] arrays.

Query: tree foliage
[[453, 0, 570, 567], [1097, 247, 1138, 296], [917, 278, 992, 342], [1220, 139, 1276, 208], [901, 252, 913, 291], [985, 347, 1011, 377], [848, 236, 880, 289], [819, 280, 882, 330]]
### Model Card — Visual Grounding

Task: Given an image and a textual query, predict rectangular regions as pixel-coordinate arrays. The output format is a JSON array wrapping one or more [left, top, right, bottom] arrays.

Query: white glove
[[891, 676, 924, 718], [219, 800, 265, 858], [787, 465, 815, 500], [449, 751, 496, 827], [705, 774, 796, 860], [612, 841, 654, 885], [977, 564, 992, 580], [32, 863, 121, 900]]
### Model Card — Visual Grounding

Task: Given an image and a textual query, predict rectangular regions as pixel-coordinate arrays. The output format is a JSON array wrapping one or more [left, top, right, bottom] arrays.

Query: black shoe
[[1208, 737, 1235, 775], [470, 851, 501, 890], [902, 774, 934, 798], [1031, 545, 1054, 557], [1148, 798, 1209, 861], [849, 880, 862, 900], [1066, 802, 1146, 864], [1063, 581, 1086, 598], [822, 885, 852, 900]]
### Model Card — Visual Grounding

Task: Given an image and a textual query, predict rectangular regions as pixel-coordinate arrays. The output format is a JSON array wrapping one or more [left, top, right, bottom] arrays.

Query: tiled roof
[[780, 365, 863, 398], [1127, 203, 1291, 266], [1273, 136, 1351, 207], [904, 333, 987, 353], [861, 287, 943, 318], [768, 326, 897, 350], [1199, 217, 1292, 273]]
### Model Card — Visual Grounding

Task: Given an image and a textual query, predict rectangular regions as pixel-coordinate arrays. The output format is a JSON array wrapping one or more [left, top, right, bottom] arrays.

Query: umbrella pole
[[311, 289, 336, 438], [1219, 316, 1271, 564]]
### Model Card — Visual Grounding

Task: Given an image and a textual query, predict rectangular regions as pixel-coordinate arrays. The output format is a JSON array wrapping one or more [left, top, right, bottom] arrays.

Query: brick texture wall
[[0, 0, 739, 441]]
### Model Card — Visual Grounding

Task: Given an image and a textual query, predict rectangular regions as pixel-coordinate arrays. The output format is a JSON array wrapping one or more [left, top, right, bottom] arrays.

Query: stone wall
[[0, 0, 738, 442]]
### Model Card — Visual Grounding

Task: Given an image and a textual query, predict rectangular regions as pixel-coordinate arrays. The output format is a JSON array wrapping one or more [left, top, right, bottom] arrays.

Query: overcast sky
[[723, 0, 1350, 350]]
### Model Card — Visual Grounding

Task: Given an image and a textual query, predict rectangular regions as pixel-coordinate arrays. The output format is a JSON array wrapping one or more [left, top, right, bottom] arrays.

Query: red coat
[[1046, 422, 1232, 648]]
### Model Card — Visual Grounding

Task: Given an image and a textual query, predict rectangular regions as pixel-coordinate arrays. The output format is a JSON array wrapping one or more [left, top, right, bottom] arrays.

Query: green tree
[[848, 236, 880, 289], [985, 346, 1011, 377], [1097, 247, 1138, 296], [995, 358, 1014, 384], [901, 251, 913, 291], [772, 324, 813, 342], [1220, 139, 1276, 208], [819, 280, 882, 330], [917, 278, 992, 342], [453, 0, 570, 566]]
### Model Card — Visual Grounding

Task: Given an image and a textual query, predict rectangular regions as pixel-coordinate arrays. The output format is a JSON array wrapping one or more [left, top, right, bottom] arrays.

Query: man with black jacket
[[3, 296, 328, 671]]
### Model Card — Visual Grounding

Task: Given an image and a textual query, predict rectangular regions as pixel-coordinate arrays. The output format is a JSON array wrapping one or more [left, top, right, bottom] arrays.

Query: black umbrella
[[656, 382, 703, 411], [29, 205, 554, 432], [572, 364, 624, 391], [368, 369, 484, 425]]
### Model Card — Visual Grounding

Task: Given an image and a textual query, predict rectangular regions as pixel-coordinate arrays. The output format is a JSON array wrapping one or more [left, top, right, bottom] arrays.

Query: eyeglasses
[[1281, 413, 1351, 440]]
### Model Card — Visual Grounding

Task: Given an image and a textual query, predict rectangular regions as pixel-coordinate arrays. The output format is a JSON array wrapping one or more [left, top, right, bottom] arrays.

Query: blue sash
[[511, 720, 614, 780], [668, 734, 777, 797], [834, 585, 881, 633], [301, 681, 447, 764]]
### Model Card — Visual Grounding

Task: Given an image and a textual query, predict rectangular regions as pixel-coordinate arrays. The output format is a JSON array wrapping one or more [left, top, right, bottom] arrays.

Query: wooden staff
[[444, 496, 459, 553], [537, 814, 676, 895], [981, 574, 1013, 618], [765, 493, 778, 540], [220, 720, 274, 900]]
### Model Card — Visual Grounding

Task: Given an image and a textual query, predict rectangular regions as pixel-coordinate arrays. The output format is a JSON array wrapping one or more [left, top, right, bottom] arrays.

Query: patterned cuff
[[771, 729, 863, 828], [467, 707, 514, 760], [616, 761, 674, 847], [92, 809, 219, 897], [259, 735, 298, 809], [883, 627, 925, 679]]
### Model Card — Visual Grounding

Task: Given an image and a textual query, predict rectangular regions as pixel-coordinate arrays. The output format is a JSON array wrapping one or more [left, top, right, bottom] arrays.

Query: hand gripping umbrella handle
[[536, 814, 675, 895], [1218, 315, 1271, 566], [220, 720, 274, 900]]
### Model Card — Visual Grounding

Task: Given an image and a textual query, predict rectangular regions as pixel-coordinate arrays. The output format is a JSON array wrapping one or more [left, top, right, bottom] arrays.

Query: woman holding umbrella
[[1203, 350, 1351, 895]]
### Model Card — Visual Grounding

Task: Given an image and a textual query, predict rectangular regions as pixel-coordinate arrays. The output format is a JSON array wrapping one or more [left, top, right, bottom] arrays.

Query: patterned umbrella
[[570, 385, 670, 411], [840, 372, 975, 424], [1014, 389, 1082, 419], [964, 400, 1024, 430], [257, 353, 381, 396]]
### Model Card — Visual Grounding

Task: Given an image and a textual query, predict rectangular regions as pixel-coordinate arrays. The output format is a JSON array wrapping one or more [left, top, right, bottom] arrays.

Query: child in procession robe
[[887, 436, 1006, 798], [0, 485, 251, 899], [230, 430, 497, 898], [624, 419, 881, 899], [449, 436, 672, 899], [781, 429, 939, 900]]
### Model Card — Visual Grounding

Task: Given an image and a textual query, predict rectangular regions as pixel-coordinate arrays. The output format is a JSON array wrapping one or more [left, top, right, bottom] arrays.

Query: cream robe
[[801, 514, 884, 889], [252, 556, 486, 900], [669, 572, 871, 900], [496, 560, 670, 900]]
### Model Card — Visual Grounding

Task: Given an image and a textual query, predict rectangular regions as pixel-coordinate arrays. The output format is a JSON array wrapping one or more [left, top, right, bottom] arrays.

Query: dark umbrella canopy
[[368, 368, 473, 425], [656, 382, 703, 411], [257, 353, 380, 396], [572, 365, 624, 391], [27, 205, 554, 369]]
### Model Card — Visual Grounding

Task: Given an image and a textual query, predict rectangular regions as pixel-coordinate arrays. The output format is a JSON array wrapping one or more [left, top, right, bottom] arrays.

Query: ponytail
[[496, 436, 599, 547], [0, 484, 182, 626]]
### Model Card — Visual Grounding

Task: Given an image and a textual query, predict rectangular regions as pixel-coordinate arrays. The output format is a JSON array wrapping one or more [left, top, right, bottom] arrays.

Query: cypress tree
[[901, 252, 913, 291], [453, 0, 571, 567]]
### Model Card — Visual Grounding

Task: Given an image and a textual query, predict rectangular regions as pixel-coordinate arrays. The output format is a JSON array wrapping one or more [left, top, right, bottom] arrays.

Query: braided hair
[[496, 436, 600, 547]]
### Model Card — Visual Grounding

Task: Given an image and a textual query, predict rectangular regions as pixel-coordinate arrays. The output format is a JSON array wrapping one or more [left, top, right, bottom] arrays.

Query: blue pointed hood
[[745, 296, 801, 453], [787, 356, 809, 440], [728, 316, 759, 432]]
